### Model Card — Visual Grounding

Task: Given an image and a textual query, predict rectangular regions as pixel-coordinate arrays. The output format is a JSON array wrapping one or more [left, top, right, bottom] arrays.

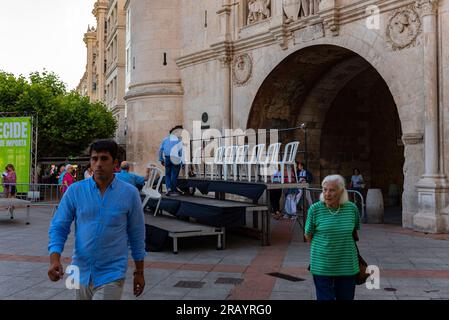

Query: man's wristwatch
[[133, 270, 144, 276]]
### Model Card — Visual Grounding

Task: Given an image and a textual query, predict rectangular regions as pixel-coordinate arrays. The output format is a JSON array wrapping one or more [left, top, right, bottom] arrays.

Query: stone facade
[[77, 0, 127, 147], [122, 0, 449, 233]]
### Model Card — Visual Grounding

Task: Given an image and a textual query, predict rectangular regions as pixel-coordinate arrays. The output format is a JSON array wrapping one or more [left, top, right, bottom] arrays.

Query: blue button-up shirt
[[48, 177, 146, 287], [115, 170, 145, 187], [159, 134, 183, 163]]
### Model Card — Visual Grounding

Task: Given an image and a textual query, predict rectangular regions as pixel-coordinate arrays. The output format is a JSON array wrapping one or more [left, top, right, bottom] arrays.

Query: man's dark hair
[[89, 139, 119, 160], [169, 125, 183, 134]]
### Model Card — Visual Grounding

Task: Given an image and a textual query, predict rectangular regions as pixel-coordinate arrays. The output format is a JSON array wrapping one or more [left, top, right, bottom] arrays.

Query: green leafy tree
[[0, 70, 117, 157]]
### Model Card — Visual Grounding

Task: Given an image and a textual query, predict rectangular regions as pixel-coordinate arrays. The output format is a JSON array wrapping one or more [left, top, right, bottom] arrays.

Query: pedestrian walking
[[305, 174, 360, 300], [61, 164, 75, 195], [2, 164, 16, 198], [48, 139, 146, 300], [84, 163, 93, 179]]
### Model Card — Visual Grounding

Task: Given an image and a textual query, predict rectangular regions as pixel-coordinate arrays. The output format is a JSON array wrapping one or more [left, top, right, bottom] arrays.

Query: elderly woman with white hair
[[305, 174, 360, 300]]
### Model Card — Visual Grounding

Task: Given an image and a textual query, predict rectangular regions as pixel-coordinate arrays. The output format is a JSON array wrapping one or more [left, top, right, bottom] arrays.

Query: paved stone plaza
[[0, 206, 448, 300]]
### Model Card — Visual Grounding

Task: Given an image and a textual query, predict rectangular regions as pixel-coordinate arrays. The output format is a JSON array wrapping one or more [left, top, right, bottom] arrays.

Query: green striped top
[[305, 201, 360, 276]]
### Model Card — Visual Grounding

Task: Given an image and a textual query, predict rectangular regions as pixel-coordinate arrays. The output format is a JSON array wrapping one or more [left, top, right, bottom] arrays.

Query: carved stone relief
[[294, 23, 324, 44], [233, 54, 253, 86], [247, 0, 271, 25], [283, 0, 320, 22], [386, 7, 421, 50]]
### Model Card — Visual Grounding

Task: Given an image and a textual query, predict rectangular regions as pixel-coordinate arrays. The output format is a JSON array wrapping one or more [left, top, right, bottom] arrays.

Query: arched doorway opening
[[247, 45, 404, 224]]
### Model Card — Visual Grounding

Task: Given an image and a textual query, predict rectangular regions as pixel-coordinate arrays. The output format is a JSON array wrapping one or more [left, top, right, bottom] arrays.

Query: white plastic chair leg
[[153, 197, 162, 216], [281, 163, 285, 184]]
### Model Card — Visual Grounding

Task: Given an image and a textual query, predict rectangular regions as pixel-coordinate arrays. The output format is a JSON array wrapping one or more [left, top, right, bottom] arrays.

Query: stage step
[[144, 213, 225, 254]]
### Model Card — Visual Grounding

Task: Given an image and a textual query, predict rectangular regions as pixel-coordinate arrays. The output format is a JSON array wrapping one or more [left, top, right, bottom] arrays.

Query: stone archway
[[247, 45, 405, 222]]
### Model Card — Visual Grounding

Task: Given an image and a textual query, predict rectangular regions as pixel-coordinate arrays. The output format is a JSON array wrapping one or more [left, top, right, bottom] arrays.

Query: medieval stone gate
[[125, 0, 449, 232]]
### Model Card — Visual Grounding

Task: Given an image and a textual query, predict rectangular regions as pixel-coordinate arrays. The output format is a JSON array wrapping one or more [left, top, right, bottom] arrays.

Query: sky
[[0, 0, 97, 90]]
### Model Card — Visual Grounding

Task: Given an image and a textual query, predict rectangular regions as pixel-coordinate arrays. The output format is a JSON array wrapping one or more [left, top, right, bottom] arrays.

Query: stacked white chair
[[141, 164, 164, 216], [233, 145, 249, 181], [246, 144, 265, 182], [188, 145, 203, 178], [210, 146, 225, 180], [276, 141, 300, 183], [258, 142, 281, 183], [223, 145, 238, 181]]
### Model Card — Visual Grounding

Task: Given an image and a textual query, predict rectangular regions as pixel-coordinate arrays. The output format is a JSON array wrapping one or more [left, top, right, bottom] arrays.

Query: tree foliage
[[0, 70, 117, 157]]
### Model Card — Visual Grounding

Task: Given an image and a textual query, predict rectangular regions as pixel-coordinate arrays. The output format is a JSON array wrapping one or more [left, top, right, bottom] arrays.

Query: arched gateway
[[247, 45, 405, 225], [125, 0, 449, 233]]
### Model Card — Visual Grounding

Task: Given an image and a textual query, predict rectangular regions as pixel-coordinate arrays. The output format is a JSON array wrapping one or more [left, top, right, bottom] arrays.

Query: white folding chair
[[246, 144, 265, 182], [233, 145, 249, 181], [258, 142, 281, 183], [277, 141, 300, 184], [223, 145, 238, 181], [141, 164, 164, 216], [210, 146, 225, 180], [190, 145, 203, 178]]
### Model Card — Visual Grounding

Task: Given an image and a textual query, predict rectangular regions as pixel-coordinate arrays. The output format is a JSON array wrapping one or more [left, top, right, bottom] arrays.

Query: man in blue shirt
[[48, 140, 146, 300], [159, 126, 183, 195], [115, 161, 147, 190]]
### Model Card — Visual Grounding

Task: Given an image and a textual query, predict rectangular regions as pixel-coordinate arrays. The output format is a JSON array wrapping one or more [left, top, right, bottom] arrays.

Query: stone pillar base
[[414, 175, 449, 233]]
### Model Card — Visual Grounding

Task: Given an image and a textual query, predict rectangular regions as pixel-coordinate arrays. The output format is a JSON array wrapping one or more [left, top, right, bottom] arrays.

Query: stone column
[[216, 1, 233, 130], [414, 0, 449, 233], [93, 1, 109, 102], [84, 29, 96, 99], [421, 0, 439, 176]]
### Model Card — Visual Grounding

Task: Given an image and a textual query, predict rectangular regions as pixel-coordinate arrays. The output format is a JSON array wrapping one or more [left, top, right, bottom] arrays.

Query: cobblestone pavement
[[0, 206, 448, 300]]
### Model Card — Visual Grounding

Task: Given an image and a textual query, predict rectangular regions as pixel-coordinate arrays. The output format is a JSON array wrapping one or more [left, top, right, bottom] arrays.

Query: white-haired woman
[[305, 174, 360, 300]]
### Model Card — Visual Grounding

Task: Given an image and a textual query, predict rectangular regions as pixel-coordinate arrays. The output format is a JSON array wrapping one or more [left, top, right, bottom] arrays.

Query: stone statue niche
[[247, 0, 271, 25], [283, 0, 320, 21]]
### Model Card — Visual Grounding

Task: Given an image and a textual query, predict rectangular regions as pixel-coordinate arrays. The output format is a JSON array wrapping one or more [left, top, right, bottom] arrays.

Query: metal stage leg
[[222, 227, 226, 250], [217, 234, 222, 250], [26, 205, 30, 225], [252, 199, 259, 229], [260, 210, 270, 246], [253, 212, 258, 229], [173, 237, 178, 254]]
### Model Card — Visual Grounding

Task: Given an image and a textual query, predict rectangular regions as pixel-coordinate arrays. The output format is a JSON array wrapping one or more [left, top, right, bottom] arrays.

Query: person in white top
[[84, 164, 94, 179]]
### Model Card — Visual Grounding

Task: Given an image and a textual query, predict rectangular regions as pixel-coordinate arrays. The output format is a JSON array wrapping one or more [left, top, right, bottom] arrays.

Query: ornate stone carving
[[416, 0, 438, 17], [232, 54, 253, 86], [247, 0, 271, 25], [293, 23, 324, 44], [386, 7, 421, 50], [283, 0, 320, 22]]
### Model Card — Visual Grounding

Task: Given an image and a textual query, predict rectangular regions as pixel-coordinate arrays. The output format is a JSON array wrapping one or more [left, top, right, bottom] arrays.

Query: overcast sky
[[0, 0, 97, 90]]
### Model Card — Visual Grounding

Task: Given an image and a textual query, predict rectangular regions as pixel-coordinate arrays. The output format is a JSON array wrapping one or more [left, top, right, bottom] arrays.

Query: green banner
[[0, 117, 32, 193]]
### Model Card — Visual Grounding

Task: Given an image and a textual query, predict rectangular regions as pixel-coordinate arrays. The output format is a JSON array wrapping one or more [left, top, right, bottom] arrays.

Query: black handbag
[[353, 230, 370, 285]]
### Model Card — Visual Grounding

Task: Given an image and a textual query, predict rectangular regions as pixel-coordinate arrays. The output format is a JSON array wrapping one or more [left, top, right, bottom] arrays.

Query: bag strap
[[352, 228, 361, 255]]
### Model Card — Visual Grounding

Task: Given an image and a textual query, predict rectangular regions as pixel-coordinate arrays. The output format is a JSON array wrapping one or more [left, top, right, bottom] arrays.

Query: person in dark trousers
[[48, 139, 146, 300], [159, 126, 183, 195], [305, 174, 360, 300]]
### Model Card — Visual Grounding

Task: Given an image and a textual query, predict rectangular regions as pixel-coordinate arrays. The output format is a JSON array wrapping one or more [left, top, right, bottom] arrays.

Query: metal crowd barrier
[[290, 187, 366, 241], [1, 182, 61, 204]]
